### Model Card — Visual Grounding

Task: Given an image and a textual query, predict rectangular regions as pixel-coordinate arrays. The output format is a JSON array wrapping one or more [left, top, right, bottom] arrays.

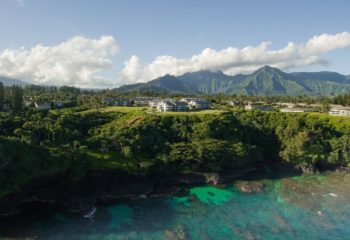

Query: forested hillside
[[1, 107, 350, 199]]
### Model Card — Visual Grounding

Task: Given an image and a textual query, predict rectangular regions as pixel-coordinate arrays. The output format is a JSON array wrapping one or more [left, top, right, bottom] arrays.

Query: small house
[[245, 102, 273, 111], [24, 100, 33, 108], [35, 102, 51, 110]]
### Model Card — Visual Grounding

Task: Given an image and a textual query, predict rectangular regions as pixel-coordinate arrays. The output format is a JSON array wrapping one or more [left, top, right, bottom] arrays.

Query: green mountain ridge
[[115, 66, 350, 96], [2, 67, 349, 96]]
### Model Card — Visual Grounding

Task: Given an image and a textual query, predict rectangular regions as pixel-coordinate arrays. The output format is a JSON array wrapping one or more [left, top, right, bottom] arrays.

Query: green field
[[91, 106, 147, 113], [87, 150, 142, 172], [307, 112, 350, 132], [308, 112, 350, 120], [155, 109, 226, 115], [87, 150, 123, 168]]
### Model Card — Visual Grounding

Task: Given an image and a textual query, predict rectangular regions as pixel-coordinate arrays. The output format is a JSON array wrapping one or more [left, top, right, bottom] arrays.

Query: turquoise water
[[0, 172, 350, 239]]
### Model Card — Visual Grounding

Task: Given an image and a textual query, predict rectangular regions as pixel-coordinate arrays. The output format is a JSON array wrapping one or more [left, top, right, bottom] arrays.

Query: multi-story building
[[180, 98, 211, 110], [280, 107, 314, 113], [329, 105, 350, 116], [149, 99, 162, 108], [245, 102, 273, 111], [156, 100, 189, 112]]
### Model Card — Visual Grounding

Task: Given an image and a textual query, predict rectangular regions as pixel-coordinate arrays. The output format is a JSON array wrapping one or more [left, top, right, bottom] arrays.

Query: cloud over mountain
[[1, 32, 349, 88], [120, 32, 350, 84], [0, 36, 118, 88]]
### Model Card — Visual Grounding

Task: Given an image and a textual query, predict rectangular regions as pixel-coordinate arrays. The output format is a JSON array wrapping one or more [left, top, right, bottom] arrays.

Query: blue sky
[[0, 0, 349, 87]]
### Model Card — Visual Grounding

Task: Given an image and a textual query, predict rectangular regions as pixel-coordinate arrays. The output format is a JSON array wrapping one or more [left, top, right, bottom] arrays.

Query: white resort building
[[245, 102, 273, 111], [149, 99, 162, 108], [180, 98, 211, 110], [156, 100, 189, 112], [329, 105, 350, 116], [280, 107, 314, 113]]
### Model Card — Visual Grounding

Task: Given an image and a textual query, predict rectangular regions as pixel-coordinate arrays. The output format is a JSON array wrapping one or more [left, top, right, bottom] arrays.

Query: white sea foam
[[84, 206, 97, 218], [328, 193, 338, 197]]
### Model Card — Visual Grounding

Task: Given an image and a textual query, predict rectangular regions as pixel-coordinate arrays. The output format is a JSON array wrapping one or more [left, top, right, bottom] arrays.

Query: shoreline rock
[[0, 166, 256, 217], [0, 162, 347, 218]]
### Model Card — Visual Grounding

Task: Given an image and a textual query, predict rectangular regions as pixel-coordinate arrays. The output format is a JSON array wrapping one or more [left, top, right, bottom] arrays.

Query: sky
[[0, 0, 350, 88]]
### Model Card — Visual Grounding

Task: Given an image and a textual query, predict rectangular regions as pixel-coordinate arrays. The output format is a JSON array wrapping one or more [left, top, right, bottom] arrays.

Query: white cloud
[[2, 32, 349, 88], [0, 35, 118, 88], [119, 32, 350, 84]]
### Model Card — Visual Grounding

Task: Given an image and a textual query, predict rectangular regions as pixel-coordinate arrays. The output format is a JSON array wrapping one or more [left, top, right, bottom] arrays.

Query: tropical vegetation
[[1, 104, 350, 199]]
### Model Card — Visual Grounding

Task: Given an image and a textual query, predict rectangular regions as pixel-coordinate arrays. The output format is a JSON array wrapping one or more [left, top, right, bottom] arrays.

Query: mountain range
[[116, 66, 350, 96], [1, 66, 350, 95], [0, 76, 28, 86]]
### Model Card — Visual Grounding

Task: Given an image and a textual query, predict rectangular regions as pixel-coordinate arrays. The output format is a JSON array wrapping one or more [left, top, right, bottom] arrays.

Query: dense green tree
[[9, 85, 24, 112], [1, 105, 350, 199], [0, 82, 4, 110], [328, 135, 350, 166]]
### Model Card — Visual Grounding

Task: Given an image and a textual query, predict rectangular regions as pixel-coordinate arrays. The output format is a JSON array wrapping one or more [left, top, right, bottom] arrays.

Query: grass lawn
[[307, 112, 350, 122], [307, 112, 350, 131], [87, 150, 142, 172], [88, 150, 128, 168], [155, 109, 226, 115], [94, 106, 148, 113]]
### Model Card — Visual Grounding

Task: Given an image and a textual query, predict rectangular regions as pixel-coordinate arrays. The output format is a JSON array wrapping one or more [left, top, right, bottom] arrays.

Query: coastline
[[0, 166, 257, 218], [0, 162, 348, 218]]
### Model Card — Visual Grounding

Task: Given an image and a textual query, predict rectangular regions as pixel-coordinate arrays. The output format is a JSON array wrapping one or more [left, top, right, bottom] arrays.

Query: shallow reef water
[[0, 172, 349, 239]]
